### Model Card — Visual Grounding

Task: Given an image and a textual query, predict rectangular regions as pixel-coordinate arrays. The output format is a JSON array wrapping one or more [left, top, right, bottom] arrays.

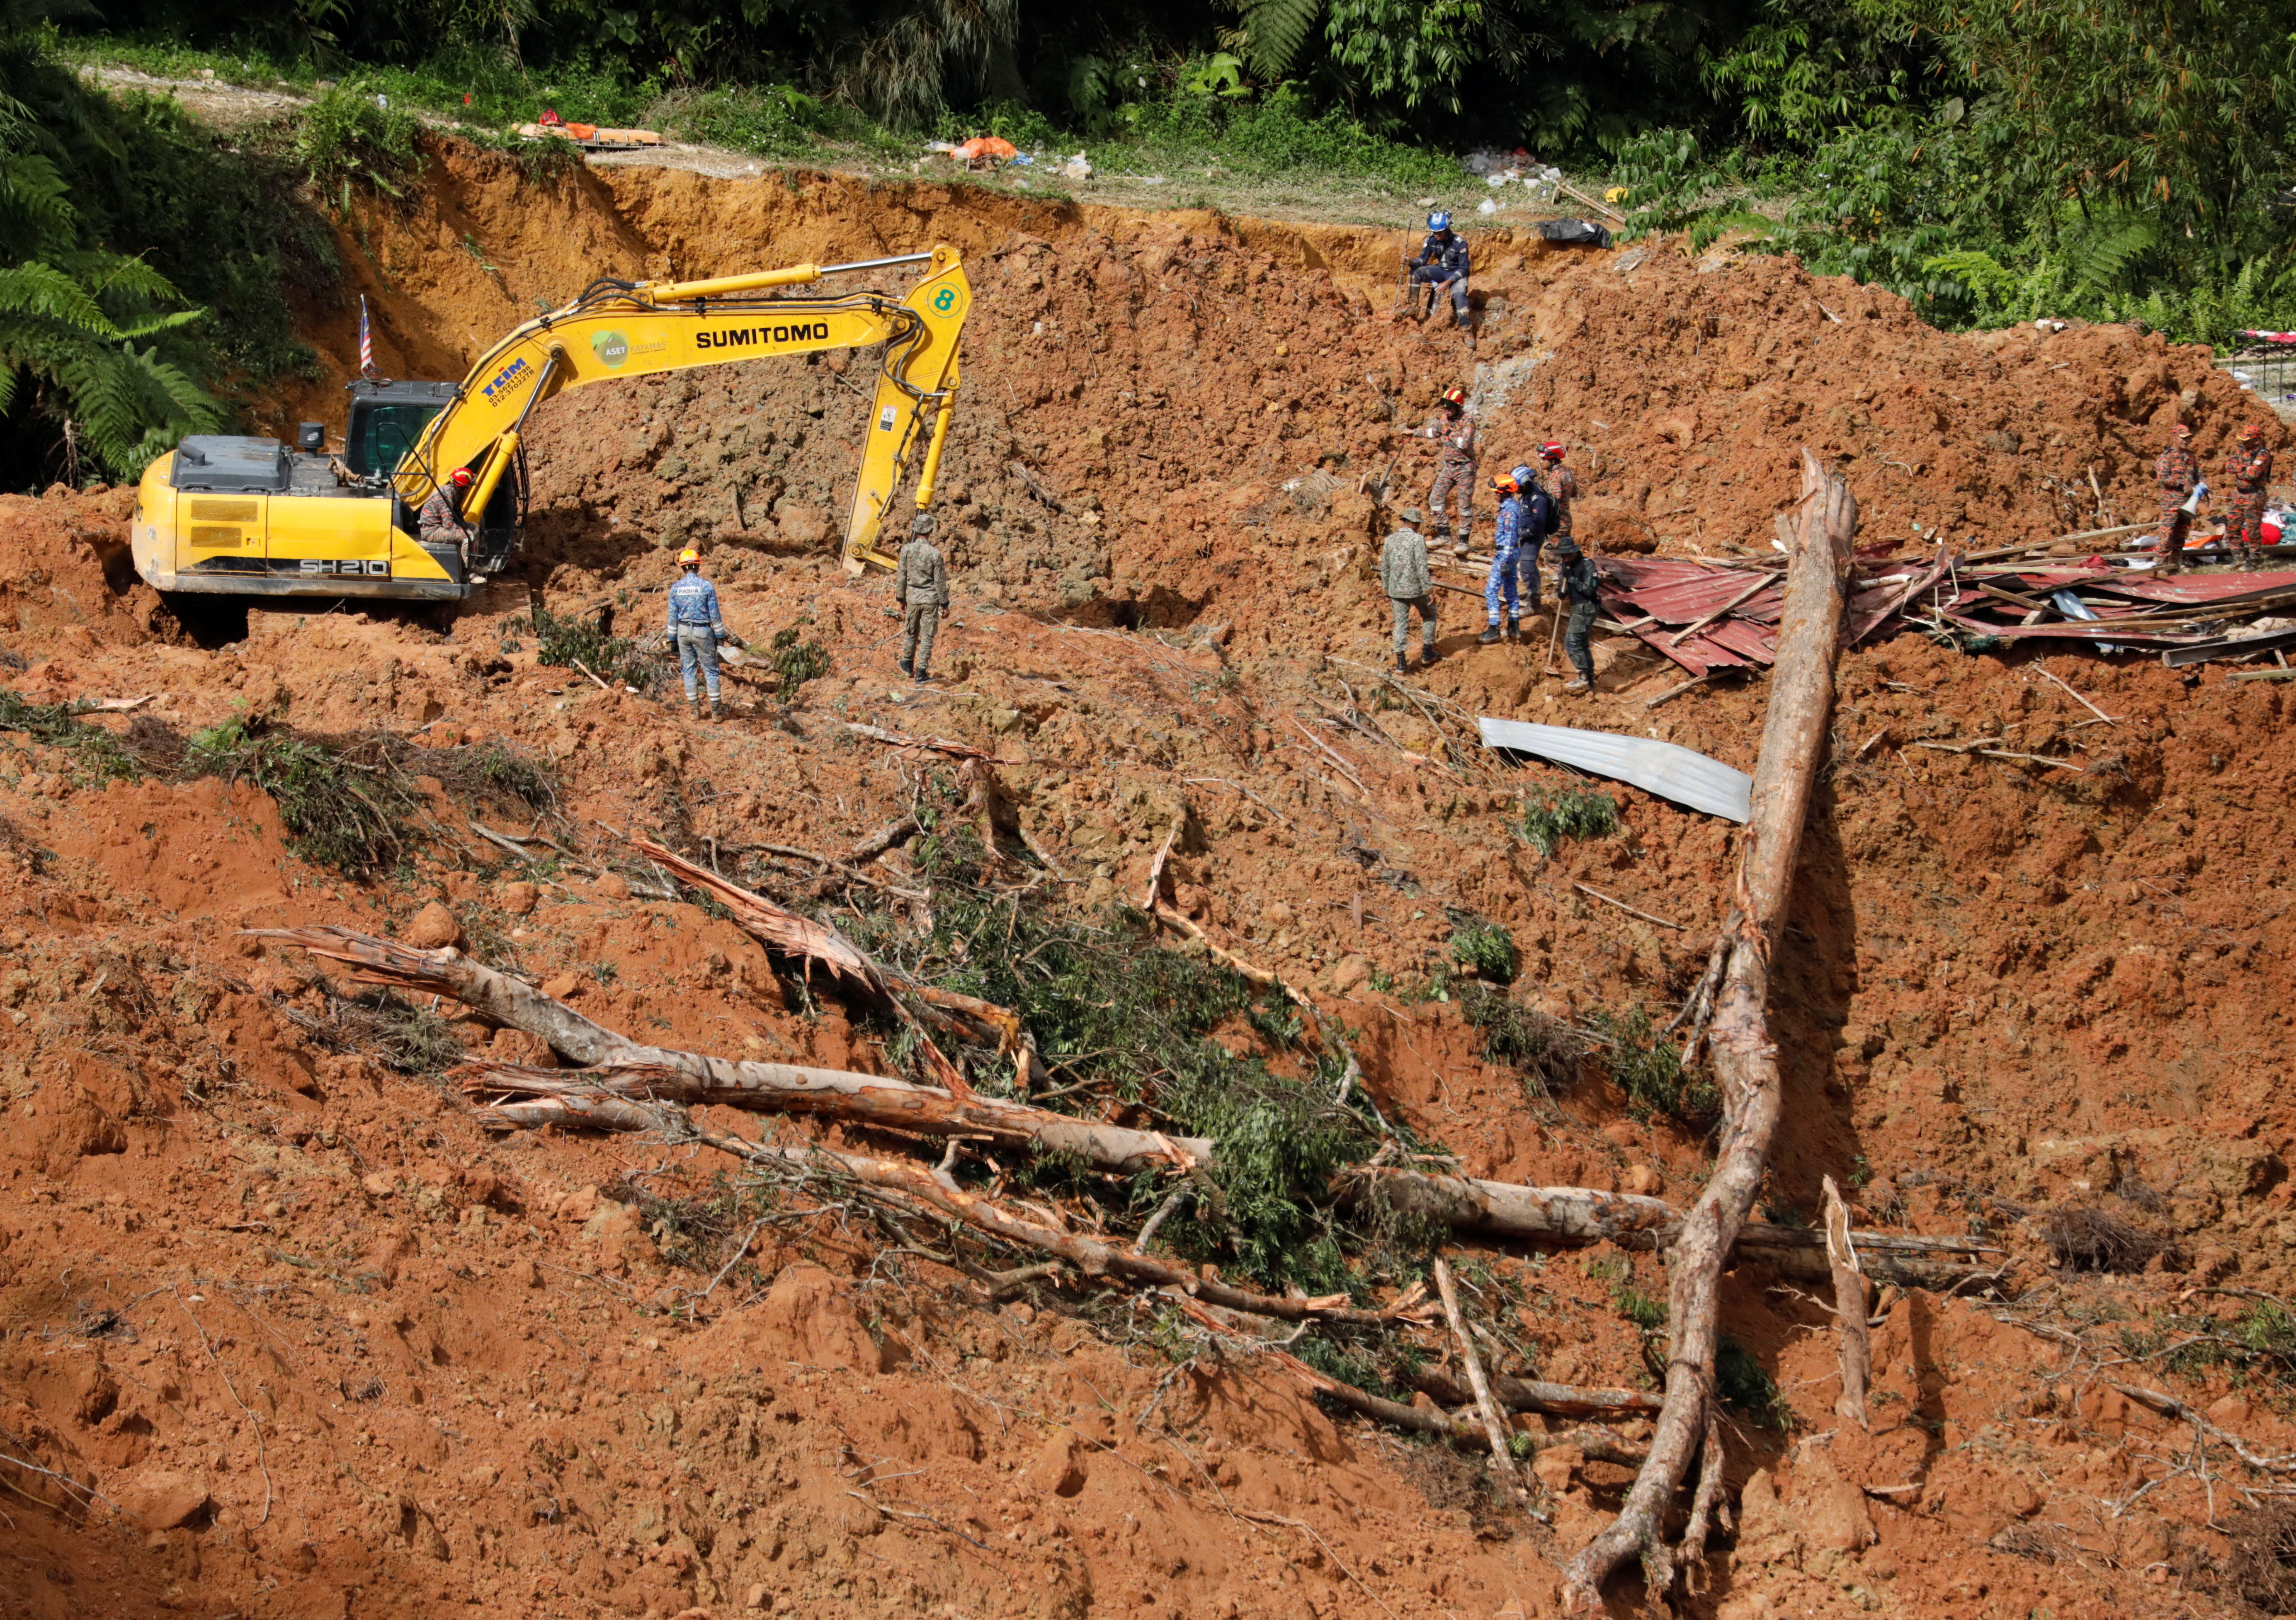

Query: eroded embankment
[[0, 146, 2290, 1620]]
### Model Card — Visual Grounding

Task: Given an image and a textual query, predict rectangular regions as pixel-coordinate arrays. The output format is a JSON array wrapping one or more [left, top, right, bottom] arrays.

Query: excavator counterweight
[[131, 247, 971, 601]]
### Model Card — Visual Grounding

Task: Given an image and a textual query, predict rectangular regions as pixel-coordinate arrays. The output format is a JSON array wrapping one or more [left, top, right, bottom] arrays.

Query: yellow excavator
[[131, 246, 969, 599]]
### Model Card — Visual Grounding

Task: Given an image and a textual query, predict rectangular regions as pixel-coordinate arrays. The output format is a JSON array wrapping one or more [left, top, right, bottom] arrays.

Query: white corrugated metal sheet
[[1478, 718, 1752, 823]]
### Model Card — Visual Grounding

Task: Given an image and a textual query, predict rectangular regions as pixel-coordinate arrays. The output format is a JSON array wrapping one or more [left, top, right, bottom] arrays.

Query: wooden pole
[[1563, 447, 1856, 1609], [1824, 1174, 1872, 1429], [1434, 1259, 1526, 1500]]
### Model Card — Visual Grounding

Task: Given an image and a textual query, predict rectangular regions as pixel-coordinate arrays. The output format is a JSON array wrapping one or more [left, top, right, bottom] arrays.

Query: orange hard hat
[[449, 468, 473, 486], [677, 548, 702, 565], [1491, 471, 1520, 493]]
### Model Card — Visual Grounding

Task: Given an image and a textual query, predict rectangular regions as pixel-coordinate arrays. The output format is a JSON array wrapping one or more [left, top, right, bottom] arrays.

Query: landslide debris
[[0, 150, 2292, 1620]]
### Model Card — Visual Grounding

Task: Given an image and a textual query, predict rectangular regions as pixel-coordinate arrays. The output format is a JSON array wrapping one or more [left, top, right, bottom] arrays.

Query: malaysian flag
[[358, 296, 377, 380]]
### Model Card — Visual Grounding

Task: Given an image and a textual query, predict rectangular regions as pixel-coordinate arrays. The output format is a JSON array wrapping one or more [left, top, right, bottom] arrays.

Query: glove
[[2194, 480, 2210, 500]]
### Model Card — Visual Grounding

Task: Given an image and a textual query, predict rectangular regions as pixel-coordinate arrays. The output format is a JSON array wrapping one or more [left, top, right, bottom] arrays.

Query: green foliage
[[658, 83, 836, 157], [1717, 1334, 1790, 1429], [1590, 1005, 1718, 1128], [1517, 785, 1617, 859], [0, 687, 141, 782], [184, 715, 420, 874], [769, 625, 830, 695], [1614, 1281, 1665, 1331], [294, 80, 424, 196], [1447, 915, 1515, 982], [1454, 978, 1584, 1091], [517, 605, 658, 694]]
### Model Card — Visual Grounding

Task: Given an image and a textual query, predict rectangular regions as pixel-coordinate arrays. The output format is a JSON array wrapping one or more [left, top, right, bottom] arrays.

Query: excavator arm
[[396, 245, 970, 572]]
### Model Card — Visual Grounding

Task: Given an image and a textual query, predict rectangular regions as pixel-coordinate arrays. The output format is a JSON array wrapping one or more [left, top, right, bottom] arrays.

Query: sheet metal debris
[[1478, 718, 1752, 823], [1590, 544, 2296, 675]]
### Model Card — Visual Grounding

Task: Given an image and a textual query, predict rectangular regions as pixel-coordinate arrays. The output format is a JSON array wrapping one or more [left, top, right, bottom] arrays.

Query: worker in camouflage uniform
[[1405, 386, 1478, 557], [2226, 421, 2275, 570], [895, 513, 951, 681], [1553, 537, 1603, 696], [2153, 424, 2199, 575], [418, 467, 475, 565], [1536, 441, 1577, 542], [1380, 507, 1439, 672]]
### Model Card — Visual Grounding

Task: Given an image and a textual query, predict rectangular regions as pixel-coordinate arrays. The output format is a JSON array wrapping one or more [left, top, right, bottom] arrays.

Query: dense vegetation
[[3, 0, 2291, 488]]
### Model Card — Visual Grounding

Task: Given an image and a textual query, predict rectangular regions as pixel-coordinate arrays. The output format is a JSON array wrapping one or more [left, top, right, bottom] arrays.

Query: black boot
[[1505, 616, 1519, 642], [1395, 650, 1410, 674], [1421, 642, 1440, 667], [1478, 623, 1502, 645]]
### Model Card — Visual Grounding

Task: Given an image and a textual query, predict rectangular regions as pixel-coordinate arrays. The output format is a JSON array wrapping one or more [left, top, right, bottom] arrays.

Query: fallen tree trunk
[[515, 1093, 1410, 1329], [1408, 1368, 1660, 1420], [1563, 449, 1857, 1609], [246, 926, 2001, 1288], [1269, 1351, 1650, 1465]]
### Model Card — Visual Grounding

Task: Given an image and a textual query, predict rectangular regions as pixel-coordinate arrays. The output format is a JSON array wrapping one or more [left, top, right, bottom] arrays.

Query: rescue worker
[[1513, 461, 1553, 614], [1481, 470, 1527, 643], [667, 547, 740, 718], [1536, 441, 1577, 543], [1553, 536, 1603, 695], [1408, 211, 1473, 344], [2226, 421, 2275, 570], [1380, 506, 1439, 672], [895, 512, 951, 681], [1405, 386, 1478, 557], [419, 468, 475, 565], [2153, 423, 2199, 575]]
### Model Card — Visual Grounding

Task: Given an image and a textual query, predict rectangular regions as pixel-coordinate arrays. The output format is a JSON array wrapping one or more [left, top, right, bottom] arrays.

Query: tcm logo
[[932, 287, 957, 314], [697, 321, 832, 350], [592, 330, 631, 368], [480, 355, 533, 403]]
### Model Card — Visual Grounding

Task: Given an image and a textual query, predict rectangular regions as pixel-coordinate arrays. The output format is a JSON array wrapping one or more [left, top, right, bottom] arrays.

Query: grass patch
[[1518, 786, 1619, 859], [1589, 1006, 1718, 1129]]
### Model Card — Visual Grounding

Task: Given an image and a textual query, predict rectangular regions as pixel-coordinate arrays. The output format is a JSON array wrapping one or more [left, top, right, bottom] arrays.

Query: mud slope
[[1, 143, 2291, 1620]]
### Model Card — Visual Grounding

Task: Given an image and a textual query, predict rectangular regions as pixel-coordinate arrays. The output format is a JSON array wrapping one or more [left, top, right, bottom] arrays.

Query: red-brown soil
[[3, 141, 2293, 1620]]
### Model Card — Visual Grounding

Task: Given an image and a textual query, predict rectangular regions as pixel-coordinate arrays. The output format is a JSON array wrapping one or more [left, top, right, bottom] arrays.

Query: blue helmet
[[1512, 463, 1536, 486], [1427, 210, 1451, 232]]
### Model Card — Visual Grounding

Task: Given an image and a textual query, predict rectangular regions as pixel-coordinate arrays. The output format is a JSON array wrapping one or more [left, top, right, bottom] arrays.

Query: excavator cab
[[345, 379, 524, 575], [344, 379, 454, 477]]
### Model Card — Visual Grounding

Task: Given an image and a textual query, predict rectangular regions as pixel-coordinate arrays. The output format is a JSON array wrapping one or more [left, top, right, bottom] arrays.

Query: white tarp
[[1478, 718, 1753, 823]]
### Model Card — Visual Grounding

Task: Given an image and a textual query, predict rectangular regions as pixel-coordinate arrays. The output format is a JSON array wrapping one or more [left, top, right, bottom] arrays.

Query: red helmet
[[1539, 441, 1566, 461], [1440, 386, 1467, 409], [449, 468, 474, 486]]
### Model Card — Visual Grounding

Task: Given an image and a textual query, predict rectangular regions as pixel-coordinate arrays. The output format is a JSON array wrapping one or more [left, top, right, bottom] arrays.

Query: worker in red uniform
[[2226, 422, 2276, 570]]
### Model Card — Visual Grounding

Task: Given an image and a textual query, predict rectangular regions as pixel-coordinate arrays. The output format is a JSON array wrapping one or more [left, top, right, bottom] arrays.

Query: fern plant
[[0, 138, 222, 480]]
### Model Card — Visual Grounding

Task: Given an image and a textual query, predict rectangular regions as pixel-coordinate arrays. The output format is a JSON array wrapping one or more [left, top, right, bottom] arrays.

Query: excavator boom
[[131, 247, 970, 600]]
